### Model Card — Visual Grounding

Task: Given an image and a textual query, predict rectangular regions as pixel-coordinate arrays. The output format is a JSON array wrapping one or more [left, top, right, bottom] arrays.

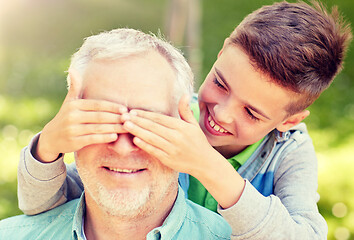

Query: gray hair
[[68, 28, 194, 105]]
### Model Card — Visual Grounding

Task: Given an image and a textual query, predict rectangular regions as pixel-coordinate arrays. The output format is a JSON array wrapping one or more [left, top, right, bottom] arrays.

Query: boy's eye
[[245, 107, 260, 121], [213, 78, 226, 90]]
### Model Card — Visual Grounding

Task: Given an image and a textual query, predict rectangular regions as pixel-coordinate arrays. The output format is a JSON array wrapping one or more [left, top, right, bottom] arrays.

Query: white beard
[[77, 164, 177, 219], [94, 182, 151, 218]]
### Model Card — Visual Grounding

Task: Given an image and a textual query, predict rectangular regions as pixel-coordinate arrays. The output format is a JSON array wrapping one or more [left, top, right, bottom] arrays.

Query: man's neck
[[83, 187, 178, 240]]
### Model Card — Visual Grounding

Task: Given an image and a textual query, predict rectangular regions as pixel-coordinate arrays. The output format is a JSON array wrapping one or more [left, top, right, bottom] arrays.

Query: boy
[[17, 1, 351, 239]]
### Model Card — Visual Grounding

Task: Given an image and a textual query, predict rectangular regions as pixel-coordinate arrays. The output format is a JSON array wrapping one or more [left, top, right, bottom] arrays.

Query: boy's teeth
[[210, 120, 215, 127], [208, 114, 228, 133], [108, 167, 138, 173]]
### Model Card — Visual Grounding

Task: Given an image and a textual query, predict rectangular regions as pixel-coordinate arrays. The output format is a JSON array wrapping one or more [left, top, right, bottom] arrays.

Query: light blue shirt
[[0, 186, 231, 240]]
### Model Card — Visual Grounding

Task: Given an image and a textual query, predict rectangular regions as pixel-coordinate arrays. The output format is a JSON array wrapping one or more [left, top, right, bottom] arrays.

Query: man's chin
[[95, 186, 151, 218]]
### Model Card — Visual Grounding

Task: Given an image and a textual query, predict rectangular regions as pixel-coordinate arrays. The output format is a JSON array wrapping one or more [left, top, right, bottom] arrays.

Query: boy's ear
[[276, 110, 310, 132], [217, 38, 230, 58]]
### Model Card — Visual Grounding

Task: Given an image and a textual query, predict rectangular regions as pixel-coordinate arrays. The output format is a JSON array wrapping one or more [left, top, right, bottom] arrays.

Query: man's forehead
[[81, 55, 176, 116]]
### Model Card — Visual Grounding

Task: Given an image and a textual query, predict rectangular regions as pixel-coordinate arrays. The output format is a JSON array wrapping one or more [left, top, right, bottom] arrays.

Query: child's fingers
[[128, 109, 179, 129], [73, 111, 125, 124], [75, 133, 118, 147], [124, 120, 171, 151], [69, 123, 127, 136], [132, 137, 169, 163], [123, 113, 180, 142], [75, 99, 128, 114]]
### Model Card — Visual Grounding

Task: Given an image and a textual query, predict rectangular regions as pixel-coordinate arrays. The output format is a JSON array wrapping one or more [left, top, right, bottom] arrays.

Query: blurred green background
[[0, 0, 353, 239]]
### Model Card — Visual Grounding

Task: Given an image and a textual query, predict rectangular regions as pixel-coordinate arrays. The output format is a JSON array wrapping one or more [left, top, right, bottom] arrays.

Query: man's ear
[[217, 38, 230, 58], [276, 110, 310, 132]]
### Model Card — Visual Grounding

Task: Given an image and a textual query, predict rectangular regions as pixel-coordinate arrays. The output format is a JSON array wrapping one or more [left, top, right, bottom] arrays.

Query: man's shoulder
[[183, 199, 231, 239], [0, 199, 79, 239]]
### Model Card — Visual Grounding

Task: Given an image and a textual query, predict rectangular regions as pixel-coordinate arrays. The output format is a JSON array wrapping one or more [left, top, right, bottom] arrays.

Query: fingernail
[[125, 121, 133, 128], [129, 110, 138, 116], [111, 133, 118, 139], [120, 106, 128, 113], [121, 113, 130, 121]]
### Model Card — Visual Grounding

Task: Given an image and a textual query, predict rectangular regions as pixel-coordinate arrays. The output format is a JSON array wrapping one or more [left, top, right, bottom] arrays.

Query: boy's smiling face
[[198, 43, 307, 158]]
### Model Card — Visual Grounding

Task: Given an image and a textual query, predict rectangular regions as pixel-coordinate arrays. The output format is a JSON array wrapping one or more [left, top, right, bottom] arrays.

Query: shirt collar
[[146, 186, 187, 240], [71, 188, 187, 240], [72, 193, 86, 240], [229, 137, 265, 166]]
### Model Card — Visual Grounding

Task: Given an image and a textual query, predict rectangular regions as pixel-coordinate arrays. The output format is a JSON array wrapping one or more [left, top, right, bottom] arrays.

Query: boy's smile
[[204, 111, 231, 136], [198, 43, 304, 158]]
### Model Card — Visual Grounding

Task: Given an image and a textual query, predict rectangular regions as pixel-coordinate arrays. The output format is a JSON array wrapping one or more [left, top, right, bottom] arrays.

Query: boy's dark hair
[[229, 1, 352, 115]]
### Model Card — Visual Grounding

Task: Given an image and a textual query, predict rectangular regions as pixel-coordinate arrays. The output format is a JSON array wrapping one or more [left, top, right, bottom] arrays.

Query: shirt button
[[153, 229, 161, 239], [207, 198, 216, 206]]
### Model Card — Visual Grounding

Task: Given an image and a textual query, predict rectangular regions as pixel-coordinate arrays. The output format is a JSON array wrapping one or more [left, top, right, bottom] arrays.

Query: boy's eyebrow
[[215, 67, 272, 121], [246, 104, 271, 120], [215, 68, 231, 89]]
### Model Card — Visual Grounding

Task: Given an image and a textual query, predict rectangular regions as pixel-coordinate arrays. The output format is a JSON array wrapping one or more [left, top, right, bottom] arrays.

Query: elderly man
[[0, 29, 231, 240]]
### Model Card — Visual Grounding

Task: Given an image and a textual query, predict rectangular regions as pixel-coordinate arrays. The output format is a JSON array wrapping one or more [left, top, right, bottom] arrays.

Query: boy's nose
[[213, 103, 233, 124], [107, 133, 139, 156]]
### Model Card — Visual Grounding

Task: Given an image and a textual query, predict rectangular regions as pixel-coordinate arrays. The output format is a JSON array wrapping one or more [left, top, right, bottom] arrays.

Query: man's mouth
[[104, 167, 146, 174]]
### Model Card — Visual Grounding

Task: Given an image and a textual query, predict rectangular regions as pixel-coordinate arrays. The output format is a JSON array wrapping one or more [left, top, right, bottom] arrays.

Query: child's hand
[[123, 95, 246, 208], [34, 70, 128, 163], [122, 95, 217, 176]]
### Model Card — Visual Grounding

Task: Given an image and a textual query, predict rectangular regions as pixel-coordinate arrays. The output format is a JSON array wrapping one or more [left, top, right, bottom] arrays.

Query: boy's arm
[[122, 102, 327, 239], [18, 133, 83, 215], [218, 137, 327, 239]]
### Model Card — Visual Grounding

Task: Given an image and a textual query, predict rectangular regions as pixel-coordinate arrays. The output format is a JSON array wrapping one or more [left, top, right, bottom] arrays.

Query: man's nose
[[107, 133, 139, 155]]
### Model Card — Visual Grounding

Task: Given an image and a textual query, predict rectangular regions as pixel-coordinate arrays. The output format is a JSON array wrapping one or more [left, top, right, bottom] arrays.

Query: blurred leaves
[[0, 0, 168, 98]]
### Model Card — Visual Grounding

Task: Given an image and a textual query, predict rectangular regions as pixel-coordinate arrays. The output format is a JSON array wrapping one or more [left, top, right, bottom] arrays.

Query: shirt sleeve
[[217, 136, 328, 240], [17, 133, 84, 215]]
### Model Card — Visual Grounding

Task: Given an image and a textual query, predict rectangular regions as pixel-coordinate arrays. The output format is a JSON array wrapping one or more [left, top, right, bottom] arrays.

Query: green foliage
[[0, 180, 22, 219]]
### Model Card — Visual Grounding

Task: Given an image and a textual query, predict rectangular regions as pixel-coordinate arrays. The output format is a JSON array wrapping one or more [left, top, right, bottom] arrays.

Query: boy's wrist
[[193, 149, 246, 209], [25, 139, 66, 181], [31, 134, 60, 163], [189, 148, 220, 181]]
